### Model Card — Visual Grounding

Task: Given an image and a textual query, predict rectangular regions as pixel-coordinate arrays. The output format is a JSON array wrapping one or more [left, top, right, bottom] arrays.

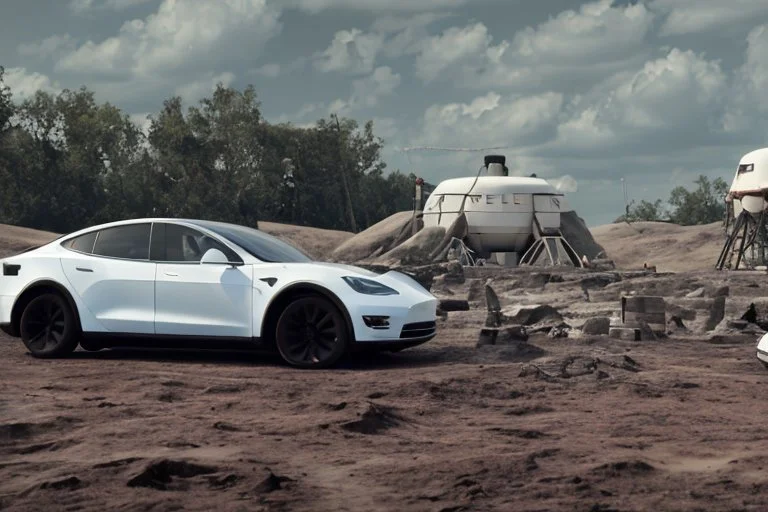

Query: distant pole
[[413, 177, 423, 235], [332, 114, 358, 233]]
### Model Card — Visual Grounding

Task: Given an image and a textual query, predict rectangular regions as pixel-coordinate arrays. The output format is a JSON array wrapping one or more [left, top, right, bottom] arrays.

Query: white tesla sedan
[[0, 218, 438, 368]]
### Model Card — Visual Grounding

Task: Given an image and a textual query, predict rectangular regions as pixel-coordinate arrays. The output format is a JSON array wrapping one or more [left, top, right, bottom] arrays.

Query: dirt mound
[[341, 403, 408, 435], [0, 224, 59, 258], [590, 221, 723, 272], [258, 221, 352, 259], [561, 210, 606, 260], [330, 211, 415, 262], [127, 459, 219, 490], [374, 226, 446, 265]]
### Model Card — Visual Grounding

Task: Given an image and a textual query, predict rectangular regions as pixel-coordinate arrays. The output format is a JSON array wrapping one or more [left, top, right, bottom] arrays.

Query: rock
[[581, 317, 611, 335], [467, 280, 485, 303], [711, 286, 730, 298], [548, 326, 569, 338], [609, 327, 641, 341], [636, 320, 659, 341], [477, 328, 498, 347], [331, 211, 414, 262], [742, 303, 758, 324], [705, 296, 726, 331], [686, 287, 706, 298], [667, 315, 687, 334], [375, 226, 447, 266], [498, 325, 529, 343], [439, 299, 469, 312], [485, 284, 501, 312], [504, 305, 563, 327]]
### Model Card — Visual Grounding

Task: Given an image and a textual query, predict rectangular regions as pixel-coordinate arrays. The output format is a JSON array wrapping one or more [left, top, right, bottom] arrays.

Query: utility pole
[[332, 114, 358, 233]]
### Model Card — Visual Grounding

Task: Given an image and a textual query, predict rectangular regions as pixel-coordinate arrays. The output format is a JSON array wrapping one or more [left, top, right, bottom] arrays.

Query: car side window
[[92, 224, 151, 260], [161, 223, 233, 262], [62, 231, 98, 254]]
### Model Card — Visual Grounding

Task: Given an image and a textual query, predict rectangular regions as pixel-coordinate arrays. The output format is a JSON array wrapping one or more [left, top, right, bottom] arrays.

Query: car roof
[[58, 218, 250, 240]]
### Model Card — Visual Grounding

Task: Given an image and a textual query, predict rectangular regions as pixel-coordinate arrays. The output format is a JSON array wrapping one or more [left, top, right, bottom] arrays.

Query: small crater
[[341, 403, 408, 435], [255, 471, 294, 493], [591, 460, 656, 476], [127, 459, 218, 491]]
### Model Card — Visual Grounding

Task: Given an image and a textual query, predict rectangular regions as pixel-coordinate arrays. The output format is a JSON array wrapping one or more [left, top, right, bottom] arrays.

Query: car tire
[[19, 293, 79, 358], [275, 295, 350, 369]]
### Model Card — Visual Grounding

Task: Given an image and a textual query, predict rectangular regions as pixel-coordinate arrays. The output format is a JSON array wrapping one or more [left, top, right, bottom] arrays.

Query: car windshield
[[189, 221, 313, 263]]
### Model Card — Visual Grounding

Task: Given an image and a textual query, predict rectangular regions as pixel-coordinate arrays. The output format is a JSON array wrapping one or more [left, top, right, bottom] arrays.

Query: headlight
[[342, 276, 399, 295]]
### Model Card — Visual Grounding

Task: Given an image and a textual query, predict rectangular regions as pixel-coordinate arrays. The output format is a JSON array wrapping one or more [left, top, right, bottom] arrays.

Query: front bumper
[[351, 296, 438, 343]]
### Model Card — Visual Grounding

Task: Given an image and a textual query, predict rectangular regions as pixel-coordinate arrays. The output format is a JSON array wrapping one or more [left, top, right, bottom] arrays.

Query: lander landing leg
[[716, 209, 768, 270]]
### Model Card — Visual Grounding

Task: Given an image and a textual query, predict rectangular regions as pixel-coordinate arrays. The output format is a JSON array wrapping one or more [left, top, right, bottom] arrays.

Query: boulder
[[331, 211, 414, 262], [375, 226, 447, 265], [504, 304, 563, 327], [581, 317, 611, 335]]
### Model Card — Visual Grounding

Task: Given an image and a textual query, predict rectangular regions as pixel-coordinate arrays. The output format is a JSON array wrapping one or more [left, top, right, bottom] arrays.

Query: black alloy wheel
[[275, 296, 349, 368], [19, 293, 78, 358]]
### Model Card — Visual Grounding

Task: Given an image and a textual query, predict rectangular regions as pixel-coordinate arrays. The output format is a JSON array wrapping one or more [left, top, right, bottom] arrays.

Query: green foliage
[[615, 175, 729, 226], [0, 75, 418, 235], [615, 199, 666, 223], [667, 175, 728, 226]]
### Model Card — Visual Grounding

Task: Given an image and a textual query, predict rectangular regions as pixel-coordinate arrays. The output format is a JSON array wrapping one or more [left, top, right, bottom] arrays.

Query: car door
[[59, 223, 156, 334], [152, 222, 253, 338]]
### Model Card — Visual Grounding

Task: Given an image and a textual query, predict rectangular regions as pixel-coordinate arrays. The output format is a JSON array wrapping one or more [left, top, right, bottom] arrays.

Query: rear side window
[[62, 231, 98, 254], [92, 224, 151, 260]]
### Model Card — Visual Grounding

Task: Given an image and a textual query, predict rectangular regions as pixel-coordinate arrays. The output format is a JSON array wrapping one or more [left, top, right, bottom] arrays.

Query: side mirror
[[200, 248, 241, 266]]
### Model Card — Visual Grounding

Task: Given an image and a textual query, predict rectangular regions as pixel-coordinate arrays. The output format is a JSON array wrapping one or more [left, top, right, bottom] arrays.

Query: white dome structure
[[421, 155, 585, 267], [717, 147, 768, 270]]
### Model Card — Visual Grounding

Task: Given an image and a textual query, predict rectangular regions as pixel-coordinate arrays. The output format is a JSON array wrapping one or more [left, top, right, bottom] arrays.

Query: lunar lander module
[[716, 148, 768, 270]]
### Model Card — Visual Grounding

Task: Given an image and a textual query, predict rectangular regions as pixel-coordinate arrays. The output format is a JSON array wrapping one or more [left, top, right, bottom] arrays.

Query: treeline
[[616, 175, 729, 226], [0, 66, 417, 235]]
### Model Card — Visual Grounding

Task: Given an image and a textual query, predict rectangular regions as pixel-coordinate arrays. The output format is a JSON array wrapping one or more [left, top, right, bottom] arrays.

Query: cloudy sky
[[3, 0, 768, 226]]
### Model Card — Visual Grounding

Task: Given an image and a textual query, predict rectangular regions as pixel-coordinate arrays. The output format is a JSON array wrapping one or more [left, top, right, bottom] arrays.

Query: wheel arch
[[260, 282, 355, 344], [10, 280, 82, 337]]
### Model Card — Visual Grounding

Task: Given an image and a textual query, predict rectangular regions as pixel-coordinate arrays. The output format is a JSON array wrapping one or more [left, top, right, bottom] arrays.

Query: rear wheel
[[19, 293, 78, 358], [275, 296, 349, 369]]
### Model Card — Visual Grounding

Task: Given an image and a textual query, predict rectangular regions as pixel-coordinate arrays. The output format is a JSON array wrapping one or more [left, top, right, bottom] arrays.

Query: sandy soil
[[591, 221, 723, 272], [3, 263, 768, 511]]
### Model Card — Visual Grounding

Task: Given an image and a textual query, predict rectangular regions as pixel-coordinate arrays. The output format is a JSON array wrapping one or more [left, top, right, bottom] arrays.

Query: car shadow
[[65, 345, 474, 371]]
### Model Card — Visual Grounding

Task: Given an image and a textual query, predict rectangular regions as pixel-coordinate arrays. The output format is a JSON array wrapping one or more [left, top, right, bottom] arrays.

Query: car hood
[[297, 261, 381, 278]]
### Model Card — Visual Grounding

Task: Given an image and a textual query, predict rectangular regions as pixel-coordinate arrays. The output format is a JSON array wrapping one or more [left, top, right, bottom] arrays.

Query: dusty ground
[[3, 265, 768, 511], [591, 221, 723, 272]]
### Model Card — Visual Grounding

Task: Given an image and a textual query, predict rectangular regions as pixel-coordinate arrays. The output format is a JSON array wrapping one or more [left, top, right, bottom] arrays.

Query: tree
[[668, 175, 728, 225], [615, 199, 666, 223]]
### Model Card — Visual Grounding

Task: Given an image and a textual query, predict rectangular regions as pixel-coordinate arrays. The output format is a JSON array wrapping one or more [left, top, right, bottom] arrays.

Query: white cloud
[[57, 0, 282, 78], [723, 24, 768, 136], [251, 63, 281, 78], [313, 29, 384, 75], [3, 68, 61, 101], [414, 22, 502, 83], [651, 0, 768, 36], [412, 0, 655, 90], [549, 48, 729, 157], [175, 72, 236, 105], [18, 34, 76, 59], [329, 66, 402, 115], [416, 91, 564, 149], [286, 0, 466, 13], [69, 0, 157, 13]]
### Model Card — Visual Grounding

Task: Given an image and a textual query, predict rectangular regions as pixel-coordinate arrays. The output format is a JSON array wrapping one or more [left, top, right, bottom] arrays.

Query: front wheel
[[19, 293, 79, 358], [275, 296, 350, 369]]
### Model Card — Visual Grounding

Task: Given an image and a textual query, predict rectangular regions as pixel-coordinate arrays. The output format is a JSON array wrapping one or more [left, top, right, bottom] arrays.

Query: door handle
[[75, 267, 93, 273], [164, 272, 179, 277]]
